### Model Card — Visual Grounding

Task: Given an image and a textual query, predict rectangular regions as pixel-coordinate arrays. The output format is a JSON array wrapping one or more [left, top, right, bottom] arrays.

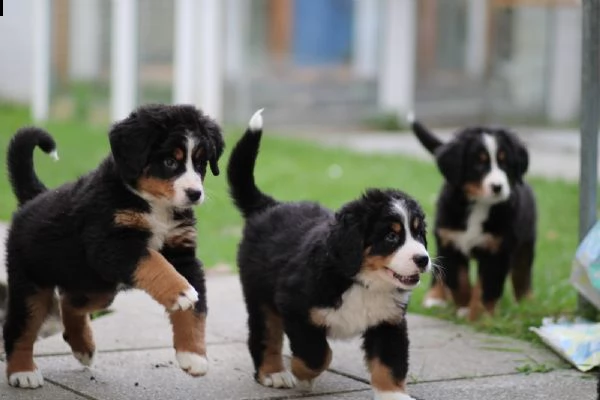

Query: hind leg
[[60, 292, 116, 366], [511, 242, 534, 301], [247, 303, 294, 388], [4, 285, 54, 388]]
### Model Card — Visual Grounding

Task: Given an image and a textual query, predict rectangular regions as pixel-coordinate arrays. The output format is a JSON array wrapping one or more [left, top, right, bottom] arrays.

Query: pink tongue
[[386, 268, 399, 280]]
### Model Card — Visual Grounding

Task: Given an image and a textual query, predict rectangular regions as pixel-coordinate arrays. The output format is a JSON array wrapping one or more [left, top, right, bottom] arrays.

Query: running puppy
[[227, 110, 430, 400], [4, 104, 224, 388], [408, 113, 536, 320]]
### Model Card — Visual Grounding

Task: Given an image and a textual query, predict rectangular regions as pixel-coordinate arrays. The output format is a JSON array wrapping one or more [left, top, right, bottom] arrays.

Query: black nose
[[185, 189, 202, 202], [491, 184, 502, 194], [413, 254, 429, 270]]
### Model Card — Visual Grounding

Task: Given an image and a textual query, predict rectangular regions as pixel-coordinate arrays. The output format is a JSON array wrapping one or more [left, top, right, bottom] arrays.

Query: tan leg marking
[[114, 210, 150, 230], [257, 308, 285, 379], [6, 289, 54, 376], [468, 279, 498, 321], [291, 346, 332, 381], [169, 310, 207, 356], [369, 358, 407, 393], [133, 249, 193, 310], [424, 279, 450, 303], [451, 267, 471, 307], [164, 226, 197, 249]]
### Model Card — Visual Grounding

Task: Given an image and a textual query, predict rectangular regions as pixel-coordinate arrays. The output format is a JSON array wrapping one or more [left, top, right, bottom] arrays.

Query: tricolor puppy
[[4, 104, 224, 388], [227, 110, 430, 400], [408, 113, 536, 320]]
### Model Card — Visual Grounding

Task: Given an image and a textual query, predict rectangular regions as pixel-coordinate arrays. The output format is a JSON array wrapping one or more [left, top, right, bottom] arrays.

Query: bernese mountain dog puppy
[[408, 114, 536, 321], [3, 104, 224, 388], [227, 110, 430, 400]]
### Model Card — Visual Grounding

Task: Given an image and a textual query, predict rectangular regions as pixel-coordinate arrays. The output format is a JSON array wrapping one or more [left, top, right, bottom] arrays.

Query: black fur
[[228, 119, 429, 394], [3, 104, 223, 374], [410, 118, 537, 316]]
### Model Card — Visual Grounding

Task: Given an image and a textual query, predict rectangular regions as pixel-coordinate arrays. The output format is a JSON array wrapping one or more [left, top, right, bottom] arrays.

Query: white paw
[[170, 286, 198, 311], [176, 352, 208, 377], [456, 307, 469, 318], [8, 370, 44, 389], [374, 390, 415, 400], [422, 297, 448, 308], [296, 379, 315, 391], [259, 371, 296, 388], [73, 351, 95, 367]]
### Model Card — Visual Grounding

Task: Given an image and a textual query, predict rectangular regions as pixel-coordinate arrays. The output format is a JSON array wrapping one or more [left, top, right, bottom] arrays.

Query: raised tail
[[7, 127, 58, 206], [407, 112, 444, 155], [227, 109, 278, 219]]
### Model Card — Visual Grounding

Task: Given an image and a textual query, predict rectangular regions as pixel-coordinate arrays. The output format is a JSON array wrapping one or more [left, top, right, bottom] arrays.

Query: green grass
[[0, 104, 583, 343]]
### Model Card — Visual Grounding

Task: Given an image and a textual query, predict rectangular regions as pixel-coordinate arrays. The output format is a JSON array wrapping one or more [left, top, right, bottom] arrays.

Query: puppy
[[4, 104, 224, 388], [408, 114, 536, 320], [227, 110, 430, 400]]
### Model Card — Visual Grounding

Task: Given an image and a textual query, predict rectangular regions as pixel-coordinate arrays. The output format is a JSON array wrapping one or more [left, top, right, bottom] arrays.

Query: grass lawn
[[0, 104, 581, 343]]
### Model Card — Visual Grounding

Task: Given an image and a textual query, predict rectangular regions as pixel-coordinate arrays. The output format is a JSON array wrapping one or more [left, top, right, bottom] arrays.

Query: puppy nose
[[491, 184, 502, 194], [412, 254, 429, 271], [185, 189, 202, 202]]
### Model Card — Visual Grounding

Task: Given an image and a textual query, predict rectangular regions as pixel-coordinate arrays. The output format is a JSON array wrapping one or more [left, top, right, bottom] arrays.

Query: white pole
[[69, 0, 102, 80], [353, 0, 378, 78], [465, 0, 487, 80], [111, 0, 138, 121], [378, 0, 416, 117], [173, 0, 195, 103], [195, 0, 223, 120], [32, 0, 51, 121]]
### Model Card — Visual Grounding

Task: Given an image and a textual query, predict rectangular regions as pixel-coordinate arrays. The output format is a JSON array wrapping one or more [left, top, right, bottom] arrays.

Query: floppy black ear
[[203, 117, 225, 176], [328, 208, 366, 279], [109, 111, 158, 182], [499, 130, 529, 184], [435, 140, 465, 186]]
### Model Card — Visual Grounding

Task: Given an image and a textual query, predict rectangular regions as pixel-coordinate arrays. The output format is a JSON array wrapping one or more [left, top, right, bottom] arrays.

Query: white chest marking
[[144, 206, 179, 250], [313, 285, 410, 340], [453, 203, 491, 255]]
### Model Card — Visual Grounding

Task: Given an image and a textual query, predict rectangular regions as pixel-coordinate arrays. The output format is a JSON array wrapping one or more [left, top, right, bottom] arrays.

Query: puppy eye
[[163, 157, 178, 170], [385, 232, 399, 243]]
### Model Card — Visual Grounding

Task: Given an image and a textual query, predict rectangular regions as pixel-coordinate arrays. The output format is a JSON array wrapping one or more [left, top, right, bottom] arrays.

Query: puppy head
[[109, 104, 225, 208], [329, 189, 430, 291], [435, 127, 528, 204]]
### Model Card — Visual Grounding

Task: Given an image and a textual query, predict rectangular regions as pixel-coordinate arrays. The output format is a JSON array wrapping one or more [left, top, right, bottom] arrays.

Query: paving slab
[[35, 343, 368, 400]]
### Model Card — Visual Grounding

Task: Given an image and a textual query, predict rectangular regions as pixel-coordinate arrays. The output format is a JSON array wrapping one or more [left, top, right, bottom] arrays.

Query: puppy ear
[[109, 110, 158, 182], [434, 140, 464, 186], [499, 130, 529, 184], [204, 117, 225, 176], [328, 207, 366, 279]]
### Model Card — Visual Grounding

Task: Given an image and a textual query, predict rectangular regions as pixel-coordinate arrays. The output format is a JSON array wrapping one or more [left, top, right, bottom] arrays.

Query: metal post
[[173, 0, 195, 104], [578, 0, 600, 316], [32, 0, 51, 121]]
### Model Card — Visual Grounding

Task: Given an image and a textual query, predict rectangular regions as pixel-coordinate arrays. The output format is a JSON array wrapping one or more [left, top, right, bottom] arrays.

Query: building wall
[[0, 0, 33, 103]]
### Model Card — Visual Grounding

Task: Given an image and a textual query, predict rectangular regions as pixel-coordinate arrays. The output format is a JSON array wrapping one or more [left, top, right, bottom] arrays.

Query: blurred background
[[0, 0, 583, 130]]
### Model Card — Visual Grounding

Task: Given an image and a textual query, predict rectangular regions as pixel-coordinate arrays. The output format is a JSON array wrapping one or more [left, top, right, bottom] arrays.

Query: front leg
[[470, 252, 511, 321], [363, 320, 414, 400], [162, 245, 208, 377]]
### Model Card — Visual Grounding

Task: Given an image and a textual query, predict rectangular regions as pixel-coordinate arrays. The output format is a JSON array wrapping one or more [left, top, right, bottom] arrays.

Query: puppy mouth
[[384, 267, 420, 287]]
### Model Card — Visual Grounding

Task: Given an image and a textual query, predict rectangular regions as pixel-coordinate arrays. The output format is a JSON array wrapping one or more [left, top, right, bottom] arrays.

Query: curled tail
[[407, 112, 444, 154], [7, 127, 58, 206], [227, 109, 278, 219]]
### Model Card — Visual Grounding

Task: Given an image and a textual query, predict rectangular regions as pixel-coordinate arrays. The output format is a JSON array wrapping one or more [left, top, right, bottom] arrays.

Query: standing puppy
[[228, 110, 431, 400], [4, 104, 224, 388], [408, 114, 536, 320]]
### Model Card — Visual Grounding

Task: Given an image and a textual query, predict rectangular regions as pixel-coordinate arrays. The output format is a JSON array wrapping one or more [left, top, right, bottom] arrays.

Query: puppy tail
[[7, 127, 58, 206], [407, 112, 443, 154], [227, 109, 278, 219]]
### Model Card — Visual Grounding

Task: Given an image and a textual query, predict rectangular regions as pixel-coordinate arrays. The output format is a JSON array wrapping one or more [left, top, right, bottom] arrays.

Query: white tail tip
[[406, 111, 415, 124], [249, 108, 264, 132], [49, 150, 59, 161]]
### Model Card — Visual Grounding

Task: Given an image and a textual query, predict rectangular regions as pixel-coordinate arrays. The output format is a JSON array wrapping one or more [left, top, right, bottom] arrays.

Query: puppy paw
[[8, 370, 44, 389], [422, 297, 448, 308], [169, 286, 199, 312], [373, 390, 415, 400], [456, 307, 469, 319], [259, 371, 296, 388], [73, 351, 95, 367], [176, 352, 208, 377], [296, 379, 315, 391]]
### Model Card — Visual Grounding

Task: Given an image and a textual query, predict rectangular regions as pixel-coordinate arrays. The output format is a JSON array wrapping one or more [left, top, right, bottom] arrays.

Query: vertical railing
[[578, 0, 600, 316]]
